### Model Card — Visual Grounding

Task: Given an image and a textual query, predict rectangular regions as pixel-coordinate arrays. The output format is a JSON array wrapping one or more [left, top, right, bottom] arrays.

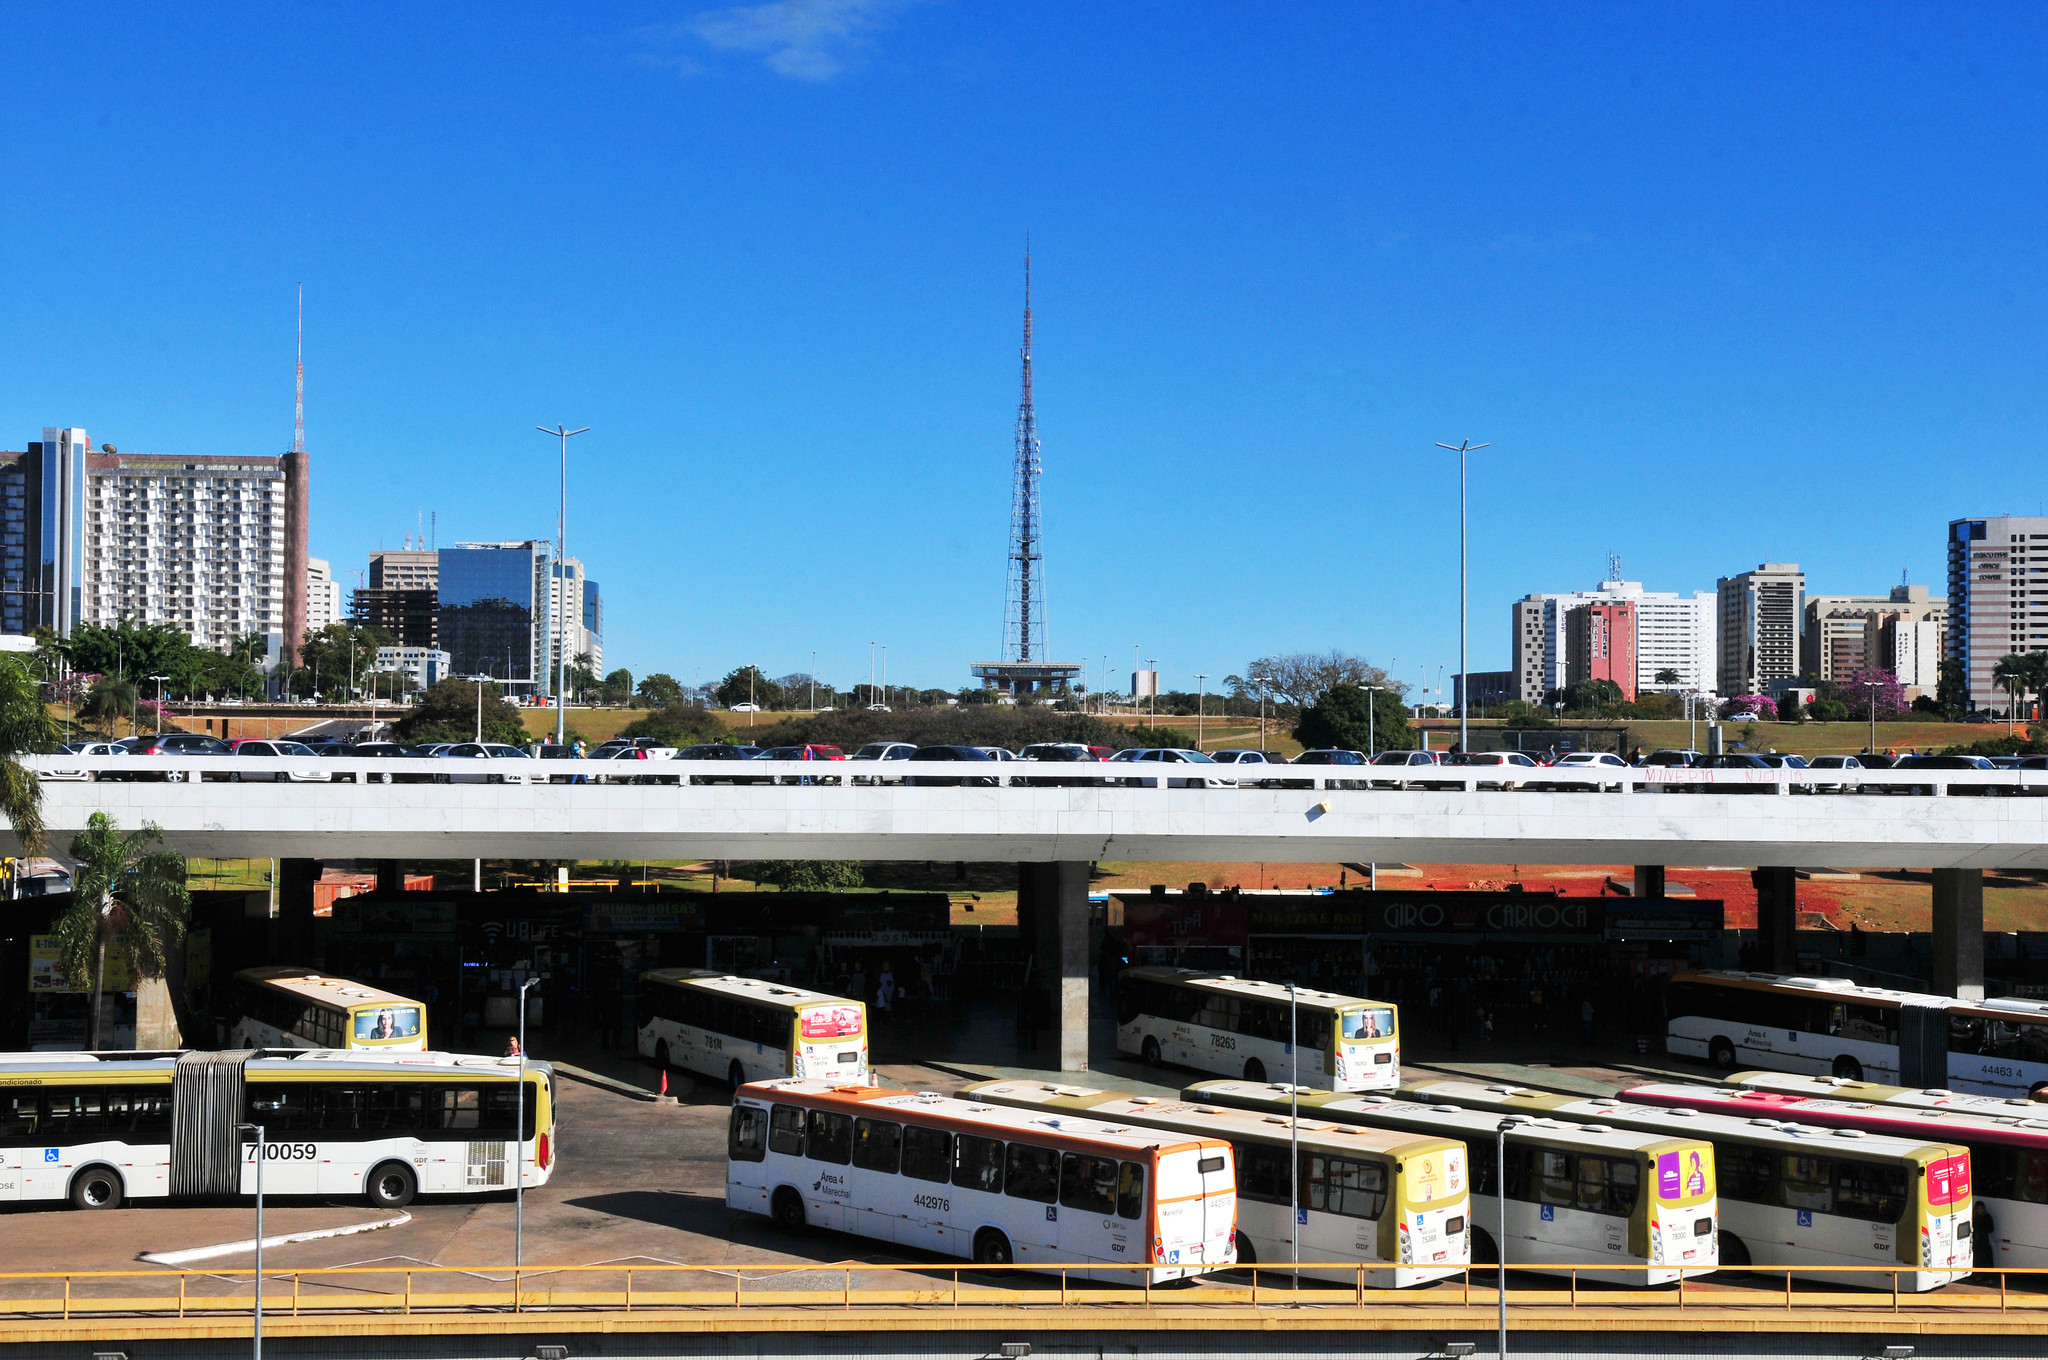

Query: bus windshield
[[1340, 1007, 1396, 1042], [1656, 1145, 1715, 1207], [798, 1004, 864, 1040], [352, 1006, 424, 1042]]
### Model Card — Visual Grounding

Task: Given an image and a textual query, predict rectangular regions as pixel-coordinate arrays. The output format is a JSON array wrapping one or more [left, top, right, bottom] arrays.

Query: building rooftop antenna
[[292, 283, 305, 454], [1605, 551, 1622, 584]]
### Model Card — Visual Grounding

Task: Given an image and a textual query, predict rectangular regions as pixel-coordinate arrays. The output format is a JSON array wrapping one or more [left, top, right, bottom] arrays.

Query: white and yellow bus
[[638, 970, 867, 1087], [1406, 1077, 1972, 1290], [728, 1079, 1236, 1281], [0, 1049, 552, 1211], [229, 968, 428, 1052], [1189, 1079, 1718, 1283], [963, 1079, 1469, 1286], [1115, 968, 1398, 1090]]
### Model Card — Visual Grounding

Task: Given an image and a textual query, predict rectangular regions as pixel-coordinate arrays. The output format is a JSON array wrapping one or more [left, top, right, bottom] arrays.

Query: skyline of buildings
[[1512, 574, 1716, 703]]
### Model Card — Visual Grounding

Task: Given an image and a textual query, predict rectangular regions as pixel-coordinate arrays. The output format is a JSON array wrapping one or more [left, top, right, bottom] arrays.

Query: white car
[[1120, 748, 1236, 789], [729, 703, 762, 713], [1546, 749, 1630, 790], [1443, 750, 1539, 789], [38, 742, 123, 781], [974, 747, 1020, 761], [227, 739, 334, 782], [432, 742, 537, 784]]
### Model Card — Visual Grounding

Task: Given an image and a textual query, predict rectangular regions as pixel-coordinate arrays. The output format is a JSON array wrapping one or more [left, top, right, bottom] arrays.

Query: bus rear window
[[1340, 1008, 1395, 1042], [354, 1007, 422, 1042], [799, 1005, 864, 1040]]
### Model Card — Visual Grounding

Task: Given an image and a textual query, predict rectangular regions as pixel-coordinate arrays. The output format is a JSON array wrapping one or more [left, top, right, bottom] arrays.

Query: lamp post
[[515, 975, 539, 1271], [148, 674, 168, 735], [1496, 1114, 1525, 1358], [536, 425, 589, 747], [237, 1121, 267, 1360], [1362, 684, 1385, 758], [1288, 981, 1300, 1289], [1436, 440, 1489, 756], [1863, 679, 1881, 756], [1194, 674, 1208, 750], [1147, 659, 1158, 729], [472, 676, 489, 742], [810, 651, 817, 713]]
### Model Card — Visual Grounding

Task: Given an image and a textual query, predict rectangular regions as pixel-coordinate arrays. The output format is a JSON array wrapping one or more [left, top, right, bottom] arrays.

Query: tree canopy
[[1239, 651, 1400, 711], [716, 666, 785, 710], [1292, 682, 1411, 753], [616, 703, 724, 747], [636, 673, 685, 708], [61, 621, 264, 701], [394, 678, 531, 745]]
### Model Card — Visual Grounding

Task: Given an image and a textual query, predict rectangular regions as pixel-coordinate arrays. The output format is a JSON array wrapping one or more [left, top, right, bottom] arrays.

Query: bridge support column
[[1932, 867, 1985, 1001], [1752, 867, 1797, 972], [1019, 861, 1091, 1072], [375, 860, 404, 895], [1633, 866, 1665, 899], [277, 858, 321, 965]]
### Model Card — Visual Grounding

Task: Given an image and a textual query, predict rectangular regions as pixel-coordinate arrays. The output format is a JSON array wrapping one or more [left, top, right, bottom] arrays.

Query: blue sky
[[3, 4, 2045, 699]]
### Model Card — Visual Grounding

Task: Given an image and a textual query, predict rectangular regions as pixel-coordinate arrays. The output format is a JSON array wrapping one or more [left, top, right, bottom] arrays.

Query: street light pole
[[1362, 684, 1384, 758], [1436, 440, 1489, 755], [1147, 659, 1158, 729], [1194, 674, 1208, 749], [516, 975, 538, 1271], [1863, 680, 1881, 755], [237, 1121, 266, 1360], [1496, 1114, 1523, 1358], [536, 425, 589, 747], [149, 674, 168, 735], [1288, 981, 1300, 1288]]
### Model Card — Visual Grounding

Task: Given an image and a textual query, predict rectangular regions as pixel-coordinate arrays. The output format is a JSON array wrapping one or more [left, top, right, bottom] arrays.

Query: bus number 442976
[[913, 1194, 950, 1212]]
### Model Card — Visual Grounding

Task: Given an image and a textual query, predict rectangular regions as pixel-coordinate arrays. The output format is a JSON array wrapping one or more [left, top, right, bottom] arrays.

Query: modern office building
[[1800, 584, 1947, 682], [1565, 600, 1637, 701], [1717, 563, 1805, 697], [437, 541, 551, 693], [1512, 574, 1715, 703], [1948, 516, 2048, 712], [374, 646, 451, 690], [547, 557, 602, 676], [350, 585, 438, 649], [306, 558, 342, 632], [0, 428, 86, 636], [1451, 670, 1514, 711]]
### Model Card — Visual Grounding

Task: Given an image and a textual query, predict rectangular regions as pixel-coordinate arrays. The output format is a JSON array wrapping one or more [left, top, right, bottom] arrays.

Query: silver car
[[432, 742, 538, 784]]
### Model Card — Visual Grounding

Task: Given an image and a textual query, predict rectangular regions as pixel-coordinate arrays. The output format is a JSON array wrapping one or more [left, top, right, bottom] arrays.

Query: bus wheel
[[367, 1162, 416, 1209], [1141, 1037, 1162, 1066], [728, 1059, 746, 1089], [973, 1228, 1013, 1265], [1716, 1231, 1751, 1271], [1243, 1058, 1266, 1082], [654, 1040, 672, 1071], [771, 1187, 806, 1232], [1233, 1231, 1256, 1267], [1832, 1055, 1864, 1081], [69, 1166, 123, 1211], [1708, 1037, 1737, 1069]]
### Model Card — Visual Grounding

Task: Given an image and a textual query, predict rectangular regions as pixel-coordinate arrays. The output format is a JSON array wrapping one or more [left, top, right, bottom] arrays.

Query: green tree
[[566, 652, 601, 703], [394, 678, 530, 745], [617, 704, 724, 747], [1560, 678, 1626, 714], [79, 675, 139, 739], [0, 656, 55, 850], [637, 673, 685, 708], [295, 623, 393, 701], [1293, 682, 1412, 753], [1654, 668, 1681, 686], [599, 668, 634, 705], [716, 666, 785, 710], [1936, 657, 1970, 720], [747, 860, 865, 891], [54, 813, 190, 1048]]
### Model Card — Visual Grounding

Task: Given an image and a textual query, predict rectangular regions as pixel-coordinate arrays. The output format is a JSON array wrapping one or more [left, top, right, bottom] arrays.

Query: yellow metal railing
[[0, 1261, 2037, 1321]]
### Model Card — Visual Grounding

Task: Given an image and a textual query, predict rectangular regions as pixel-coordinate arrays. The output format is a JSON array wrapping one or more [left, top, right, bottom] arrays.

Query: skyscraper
[[438, 541, 550, 692], [0, 428, 85, 636], [1947, 517, 2048, 712], [1717, 563, 1805, 697]]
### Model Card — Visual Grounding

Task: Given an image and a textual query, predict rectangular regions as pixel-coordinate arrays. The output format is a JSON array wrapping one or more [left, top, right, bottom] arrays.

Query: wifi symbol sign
[[481, 922, 504, 944]]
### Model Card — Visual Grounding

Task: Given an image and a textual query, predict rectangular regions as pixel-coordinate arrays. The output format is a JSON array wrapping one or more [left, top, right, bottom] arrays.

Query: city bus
[[229, 968, 428, 1051], [962, 1079, 1469, 1287], [638, 970, 867, 1087], [727, 1079, 1236, 1281], [0, 1049, 552, 1211], [1665, 970, 2048, 1097], [1702, 1071, 2048, 1268], [1115, 967, 1399, 1090], [1187, 1079, 1718, 1284], [1404, 1077, 1972, 1289]]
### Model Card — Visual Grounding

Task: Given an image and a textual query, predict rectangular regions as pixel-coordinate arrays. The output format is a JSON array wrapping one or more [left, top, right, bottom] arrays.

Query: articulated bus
[[230, 968, 428, 1051], [727, 1079, 1236, 1281], [1405, 1077, 1972, 1290], [1700, 1071, 2048, 1268], [1115, 968, 1399, 1090], [0, 1049, 552, 1211], [638, 970, 867, 1086], [1666, 970, 2048, 1097], [1188, 1079, 1718, 1284], [963, 1079, 1469, 1287]]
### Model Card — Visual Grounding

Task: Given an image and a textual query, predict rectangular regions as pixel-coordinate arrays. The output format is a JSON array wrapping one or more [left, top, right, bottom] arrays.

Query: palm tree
[[54, 813, 190, 1049], [0, 655, 55, 852], [78, 675, 137, 740], [1995, 653, 2034, 728], [2022, 652, 2048, 728]]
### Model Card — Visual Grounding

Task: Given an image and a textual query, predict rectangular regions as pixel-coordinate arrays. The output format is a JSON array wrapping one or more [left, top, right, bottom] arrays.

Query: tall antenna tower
[[1605, 551, 1623, 584], [1003, 250, 1045, 663], [293, 283, 305, 454]]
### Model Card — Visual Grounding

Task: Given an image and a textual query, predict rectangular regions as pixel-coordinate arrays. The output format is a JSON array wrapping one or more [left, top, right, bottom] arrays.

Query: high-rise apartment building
[[1947, 517, 2048, 712], [438, 541, 551, 693], [306, 558, 341, 631], [1565, 600, 1637, 701], [1717, 563, 1805, 697], [1800, 585, 1947, 682], [547, 558, 602, 677], [1883, 616, 1942, 690], [0, 428, 86, 636], [79, 448, 291, 651], [1511, 575, 1716, 702]]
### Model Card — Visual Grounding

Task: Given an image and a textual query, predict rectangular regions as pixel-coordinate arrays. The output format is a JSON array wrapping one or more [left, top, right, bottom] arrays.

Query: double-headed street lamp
[[1361, 683, 1385, 758], [1436, 440, 1489, 754], [148, 674, 169, 735], [1496, 1114, 1527, 1358], [515, 975, 540, 1272], [237, 1121, 268, 1360], [1862, 679, 1882, 756], [1194, 674, 1208, 749], [537, 424, 589, 747]]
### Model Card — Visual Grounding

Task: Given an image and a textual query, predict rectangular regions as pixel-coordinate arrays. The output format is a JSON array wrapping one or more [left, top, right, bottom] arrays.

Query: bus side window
[[1777, 1155, 1834, 1213], [1501, 1143, 1530, 1202], [1607, 1158, 1640, 1215], [953, 1134, 1006, 1194], [365, 1084, 425, 1133], [436, 1087, 481, 1132], [133, 1089, 174, 1140], [2021, 1149, 2048, 1205], [1537, 1150, 1574, 1206], [1235, 1141, 1291, 1204], [852, 1118, 902, 1174], [1004, 1143, 1059, 1203], [1845, 1005, 1895, 1045], [1060, 1153, 1118, 1215], [768, 1104, 805, 1156], [728, 1105, 768, 1162], [901, 1125, 951, 1182], [1832, 1158, 1906, 1223], [1717, 1145, 1776, 1204], [1117, 1161, 1145, 1220], [1300, 1011, 1333, 1053], [1165, 986, 1203, 1025], [1303, 1154, 1386, 1220], [1469, 1137, 1497, 1197], [1948, 1017, 1986, 1057], [806, 1109, 853, 1164]]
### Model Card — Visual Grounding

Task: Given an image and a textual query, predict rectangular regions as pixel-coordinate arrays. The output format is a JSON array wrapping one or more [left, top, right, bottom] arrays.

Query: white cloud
[[633, 0, 916, 83]]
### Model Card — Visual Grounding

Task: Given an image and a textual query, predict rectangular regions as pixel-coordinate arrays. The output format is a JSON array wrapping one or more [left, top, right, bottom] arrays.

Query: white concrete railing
[[22, 754, 2048, 796]]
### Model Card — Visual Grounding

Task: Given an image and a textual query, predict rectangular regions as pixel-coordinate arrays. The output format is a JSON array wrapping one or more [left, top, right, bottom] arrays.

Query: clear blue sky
[[4, 4, 2044, 699]]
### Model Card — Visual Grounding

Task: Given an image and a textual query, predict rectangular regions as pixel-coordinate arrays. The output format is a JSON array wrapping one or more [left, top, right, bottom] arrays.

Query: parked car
[[1210, 749, 1289, 764], [342, 741, 435, 783], [974, 747, 1020, 761], [119, 732, 232, 782], [226, 738, 334, 782], [432, 742, 537, 784], [1294, 749, 1366, 765], [1441, 750, 1540, 789], [1891, 752, 2006, 796], [1020, 743, 1099, 761], [1365, 749, 1441, 790], [1642, 749, 1705, 768], [37, 742, 123, 782], [1112, 748, 1236, 789], [850, 743, 916, 761], [905, 745, 999, 787], [729, 703, 762, 713]]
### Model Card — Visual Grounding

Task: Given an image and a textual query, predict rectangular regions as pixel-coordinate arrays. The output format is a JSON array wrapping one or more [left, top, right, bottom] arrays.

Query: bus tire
[[728, 1059, 746, 1089], [366, 1161, 416, 1209], [1141, 1037, 1162, 1067], [655, 1040, 672, 1072], [1470, 1226, 1498, 1266], [1243, 1058, 1267, 1083], [771, 1187, 806, 1232], [973, 1228, 1013, 1266], [1708, 1037, 1737, 1069], [1233, 1230, 1255, 1266], [69, 1166, 123, 1211], [1716, 1231, 1751, 1270], [1832, 1055, 1863, 1081]]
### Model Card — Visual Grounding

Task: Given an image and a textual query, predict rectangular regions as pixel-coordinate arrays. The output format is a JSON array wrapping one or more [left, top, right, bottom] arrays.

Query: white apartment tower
[[305, 558, 342, 631], [1717, 563, 1805, 697], [1511, 573, 1717, 703], [547, 557, 602, 676], [1948, 517, 2048, 713]]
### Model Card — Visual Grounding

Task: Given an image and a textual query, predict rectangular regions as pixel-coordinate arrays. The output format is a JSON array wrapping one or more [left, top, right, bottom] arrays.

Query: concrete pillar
[[1018, 861, 1092, 1072], [1633, 866, 1666, 899], [1751, 866, 1797, 973], [1932, 868, 1985, 1001], [375, 860, 404, 895], [277, 858, 321, 964]]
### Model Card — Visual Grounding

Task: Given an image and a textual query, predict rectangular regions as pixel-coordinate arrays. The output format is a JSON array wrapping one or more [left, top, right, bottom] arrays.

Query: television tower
[[1003, 251, 1045, 663]]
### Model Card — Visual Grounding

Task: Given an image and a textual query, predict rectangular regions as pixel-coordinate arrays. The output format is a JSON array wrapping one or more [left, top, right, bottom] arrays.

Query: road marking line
[[140, 1212, 412, 1265]]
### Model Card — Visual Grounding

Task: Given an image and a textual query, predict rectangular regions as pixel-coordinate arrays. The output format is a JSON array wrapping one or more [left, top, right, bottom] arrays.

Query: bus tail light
[[537, 1132, 552, 1169]]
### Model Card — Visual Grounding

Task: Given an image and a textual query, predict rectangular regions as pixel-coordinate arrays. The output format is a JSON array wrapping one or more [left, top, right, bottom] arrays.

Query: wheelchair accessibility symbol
[[1541, 1205, 1555, 1222], [42, 1149, 57, 1163], [1797, 1210, 1813, 1228]]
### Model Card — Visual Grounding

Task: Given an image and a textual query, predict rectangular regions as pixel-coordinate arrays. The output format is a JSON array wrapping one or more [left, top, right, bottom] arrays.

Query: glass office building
[[438, 541, 550, 693]]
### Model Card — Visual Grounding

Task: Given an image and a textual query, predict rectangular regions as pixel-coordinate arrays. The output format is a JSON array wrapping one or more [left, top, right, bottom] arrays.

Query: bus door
[[1649, 1144, 1717, 1269]]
